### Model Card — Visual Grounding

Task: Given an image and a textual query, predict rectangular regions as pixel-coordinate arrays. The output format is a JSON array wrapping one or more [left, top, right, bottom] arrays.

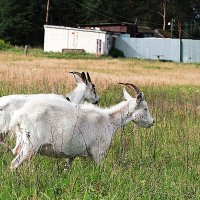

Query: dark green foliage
[[0, 39, 11, 50], [48, 0, 83, 26], [109, 47, 124, 58], [0, 0, 199, 46], [0, 0, 46, 46]]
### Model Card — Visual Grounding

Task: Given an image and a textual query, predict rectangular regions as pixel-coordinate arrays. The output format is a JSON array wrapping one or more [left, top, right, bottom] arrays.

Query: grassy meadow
[[0, 51, 200, 199]]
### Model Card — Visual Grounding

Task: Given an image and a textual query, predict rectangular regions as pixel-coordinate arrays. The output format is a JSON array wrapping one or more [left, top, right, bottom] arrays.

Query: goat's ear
[[136, 92, 144, 104], [86, 72, 92, 83], [70, 72, 84, 84], [123, 87, 132, 100], [81, 72, 88, 84]]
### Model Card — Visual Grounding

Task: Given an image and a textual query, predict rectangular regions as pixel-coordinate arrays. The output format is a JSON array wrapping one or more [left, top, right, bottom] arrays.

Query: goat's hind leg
[[12, 132, 23, 155], [10, 143, 36, 170]]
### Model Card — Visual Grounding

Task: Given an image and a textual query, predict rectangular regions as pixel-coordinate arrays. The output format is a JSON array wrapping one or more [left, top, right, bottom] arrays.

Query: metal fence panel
[[182, 39, 200, 63], [115, 36, 200, 63]]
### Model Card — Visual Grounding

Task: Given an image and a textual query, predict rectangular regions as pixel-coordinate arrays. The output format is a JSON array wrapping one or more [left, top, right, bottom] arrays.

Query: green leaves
[[0, 0, 45, 45]]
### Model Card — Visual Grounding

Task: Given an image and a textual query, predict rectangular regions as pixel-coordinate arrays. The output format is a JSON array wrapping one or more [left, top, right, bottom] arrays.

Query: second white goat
[[0, 71, 99, 147]]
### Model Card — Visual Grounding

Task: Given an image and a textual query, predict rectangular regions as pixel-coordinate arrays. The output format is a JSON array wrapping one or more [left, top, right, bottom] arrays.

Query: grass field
[[0, 52, 200, 199]]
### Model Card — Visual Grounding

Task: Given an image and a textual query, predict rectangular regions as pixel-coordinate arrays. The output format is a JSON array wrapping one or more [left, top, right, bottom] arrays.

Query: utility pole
[[178, 20, 182, 39], [46, 0, 50, 25], [178, 19, 183, 62]]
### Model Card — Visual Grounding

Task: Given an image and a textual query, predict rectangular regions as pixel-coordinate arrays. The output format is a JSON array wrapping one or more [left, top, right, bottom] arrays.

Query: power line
[[174, 25, 196, 39], [81, 0, 134, 23], [136, 20, 164, 27], [72, 0, 125, 23], [72, 0, 199, 39], [72, 0, 163, 26]]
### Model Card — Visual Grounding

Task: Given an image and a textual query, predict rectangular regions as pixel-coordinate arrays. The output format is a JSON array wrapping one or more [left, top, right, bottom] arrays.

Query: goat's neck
[[66, 84, 86, 104], [108, 100, 136, 131]]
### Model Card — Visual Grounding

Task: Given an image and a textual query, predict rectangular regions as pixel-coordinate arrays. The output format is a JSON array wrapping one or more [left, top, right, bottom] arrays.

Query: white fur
[[0, 72, 99, 143], [0, 94, 63, 140], [9, 88, 154, 170]]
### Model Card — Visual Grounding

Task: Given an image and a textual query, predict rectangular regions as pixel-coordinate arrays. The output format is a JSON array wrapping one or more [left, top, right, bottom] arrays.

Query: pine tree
[[0, 0, 45, 45]]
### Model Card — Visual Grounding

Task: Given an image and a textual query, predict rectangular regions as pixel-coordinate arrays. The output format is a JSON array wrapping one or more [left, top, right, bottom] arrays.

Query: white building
[[44, 25, 112, 55]]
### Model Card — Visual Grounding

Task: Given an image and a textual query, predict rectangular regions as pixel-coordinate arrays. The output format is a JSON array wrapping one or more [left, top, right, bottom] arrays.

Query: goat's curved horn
[[86, 72, 92, 83], [119, 82, 140, 94]]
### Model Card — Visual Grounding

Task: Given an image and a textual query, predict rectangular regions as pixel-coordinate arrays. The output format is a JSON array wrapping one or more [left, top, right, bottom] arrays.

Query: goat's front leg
[[89, 146, 105, 164]]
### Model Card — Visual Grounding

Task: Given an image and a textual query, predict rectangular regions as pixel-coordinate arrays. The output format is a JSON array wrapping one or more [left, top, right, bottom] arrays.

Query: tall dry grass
[[0, 52, 199, 93]]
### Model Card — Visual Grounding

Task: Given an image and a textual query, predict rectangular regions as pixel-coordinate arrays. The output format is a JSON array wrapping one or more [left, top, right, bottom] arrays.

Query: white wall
[[44, 27, 68, 52], [44, 25, 111, 55]]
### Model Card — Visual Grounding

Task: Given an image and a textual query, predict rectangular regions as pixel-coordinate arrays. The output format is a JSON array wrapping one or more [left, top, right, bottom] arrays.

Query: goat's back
[[10, 97, 113, 158]]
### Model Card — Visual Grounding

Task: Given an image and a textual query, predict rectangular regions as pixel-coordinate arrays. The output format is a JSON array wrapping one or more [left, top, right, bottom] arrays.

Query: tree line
[[0, 0, 199, 46]]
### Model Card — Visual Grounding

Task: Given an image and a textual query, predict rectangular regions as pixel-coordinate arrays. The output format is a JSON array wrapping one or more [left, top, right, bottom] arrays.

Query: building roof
[[79, 23, 137, 36], [44, 24, 171, 38], [44, 25, 107, 34]]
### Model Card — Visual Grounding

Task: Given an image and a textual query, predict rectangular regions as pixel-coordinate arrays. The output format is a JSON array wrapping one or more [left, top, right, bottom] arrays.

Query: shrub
[[109, 47, 124, 58], [0, 39, 12, 50]]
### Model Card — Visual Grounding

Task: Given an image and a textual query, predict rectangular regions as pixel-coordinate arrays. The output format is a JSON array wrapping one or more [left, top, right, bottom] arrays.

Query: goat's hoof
[[10, 160, 18, 171]]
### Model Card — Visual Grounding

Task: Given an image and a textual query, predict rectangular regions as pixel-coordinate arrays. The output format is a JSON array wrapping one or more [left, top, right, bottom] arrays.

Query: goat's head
[[68, 71, 99, 104], [119, 83, 154, 128]]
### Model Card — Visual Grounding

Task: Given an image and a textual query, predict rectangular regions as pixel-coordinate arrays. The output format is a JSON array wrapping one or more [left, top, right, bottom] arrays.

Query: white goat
[[9, 83, 154, 170], [0, 72, 99, 146], [66, 72, 99, 104]]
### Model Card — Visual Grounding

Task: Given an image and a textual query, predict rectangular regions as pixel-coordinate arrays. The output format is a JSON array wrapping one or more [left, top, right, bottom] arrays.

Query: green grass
[[1, 46, 111, 60], [195, 63, 200, 69], [144, 65, 161, 70], [0, 83, 200, 199], [0, 41, 199, 198]]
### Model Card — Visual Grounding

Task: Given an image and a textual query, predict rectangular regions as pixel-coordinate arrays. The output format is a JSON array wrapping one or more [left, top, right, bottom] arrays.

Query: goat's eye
[[144, 108, 147, 111]]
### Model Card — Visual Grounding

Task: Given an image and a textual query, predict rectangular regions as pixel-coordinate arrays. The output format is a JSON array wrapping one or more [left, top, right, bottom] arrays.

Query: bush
[[0, 39, 12, 50], [109, 47, 124, 58]]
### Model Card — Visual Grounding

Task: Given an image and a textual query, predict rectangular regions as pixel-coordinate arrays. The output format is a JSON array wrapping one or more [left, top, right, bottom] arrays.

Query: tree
[[157, 0, 167, 30], [0, 0, 46, 46], [47, 0, 83, 26], [0, 0, 198, 45]]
